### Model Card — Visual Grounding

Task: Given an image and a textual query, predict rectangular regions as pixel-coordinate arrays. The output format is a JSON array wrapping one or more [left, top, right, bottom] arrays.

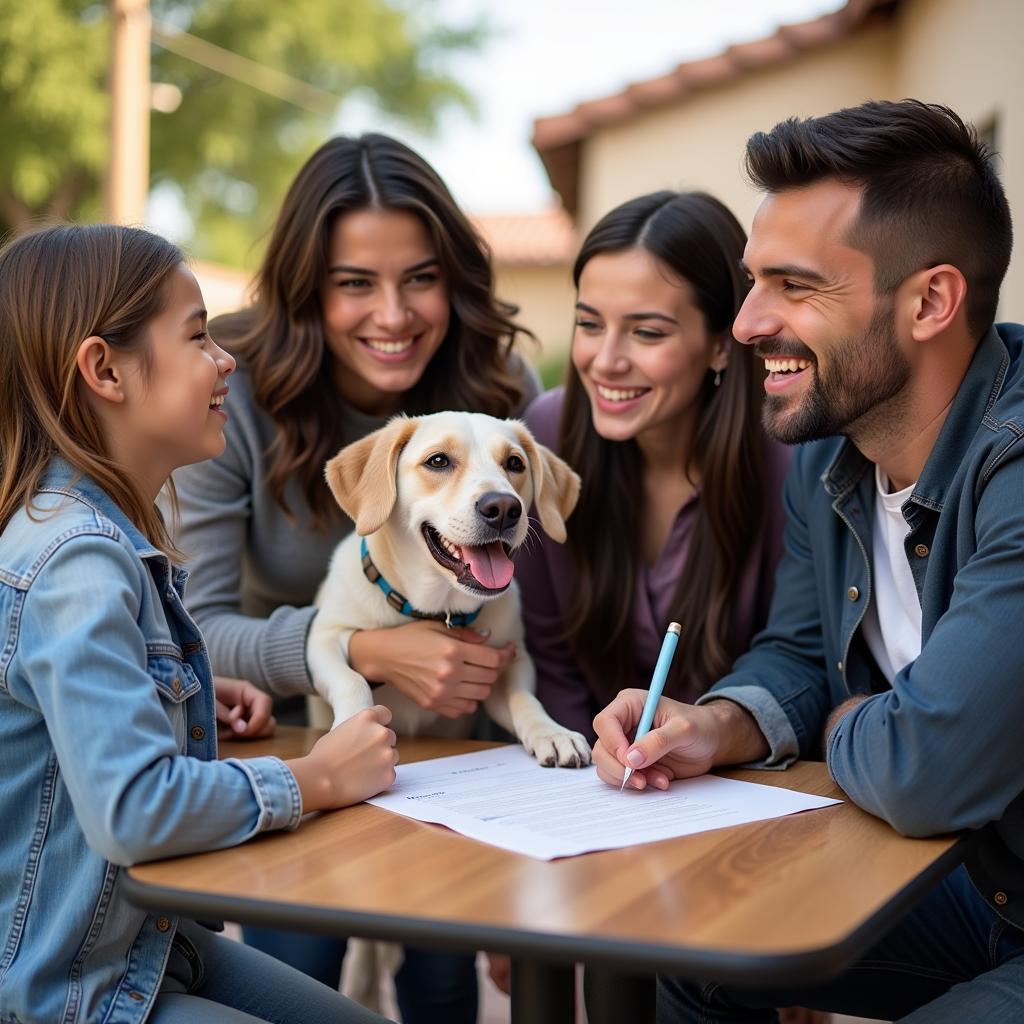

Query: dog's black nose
[[475, 491, 522, 533]]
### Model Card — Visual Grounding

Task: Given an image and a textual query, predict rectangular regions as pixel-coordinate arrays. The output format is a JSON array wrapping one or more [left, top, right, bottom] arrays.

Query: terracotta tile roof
[[531, 0, 899, 214], [470, 207, 578, 266]]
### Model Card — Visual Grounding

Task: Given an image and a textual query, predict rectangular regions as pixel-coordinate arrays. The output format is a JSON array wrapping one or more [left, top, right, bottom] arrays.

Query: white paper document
[[367, 746, 841, 859]]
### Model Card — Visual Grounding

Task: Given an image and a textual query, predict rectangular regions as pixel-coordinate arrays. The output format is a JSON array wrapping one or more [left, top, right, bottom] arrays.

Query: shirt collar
[[38, 456, 165, 561]]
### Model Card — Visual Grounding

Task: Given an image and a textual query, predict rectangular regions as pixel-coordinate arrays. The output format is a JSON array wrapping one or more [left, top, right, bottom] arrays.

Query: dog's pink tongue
[[463, 542, 515, 590]]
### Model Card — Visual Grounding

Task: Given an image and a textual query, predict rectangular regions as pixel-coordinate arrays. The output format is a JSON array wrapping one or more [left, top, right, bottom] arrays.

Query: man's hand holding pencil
[[593, 693, 771, 790]]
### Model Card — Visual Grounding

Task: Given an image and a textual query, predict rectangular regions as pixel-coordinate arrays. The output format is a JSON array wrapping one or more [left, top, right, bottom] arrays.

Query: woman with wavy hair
[[173, 133, 537, 1023]]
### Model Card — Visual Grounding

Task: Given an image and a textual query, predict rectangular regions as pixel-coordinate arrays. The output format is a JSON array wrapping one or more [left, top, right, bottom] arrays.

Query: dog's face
[[395, 414, 536, 596], [325, 412, 580, 600]]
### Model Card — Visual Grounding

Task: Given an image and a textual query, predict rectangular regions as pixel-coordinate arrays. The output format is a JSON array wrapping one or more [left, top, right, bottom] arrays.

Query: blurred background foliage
[[0, 0, 484, 264]]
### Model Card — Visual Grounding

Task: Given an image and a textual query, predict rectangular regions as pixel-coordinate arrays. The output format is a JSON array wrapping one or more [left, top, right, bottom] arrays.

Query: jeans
[[657, 866, 1024, 1023], [241, 926, 478, 1024], [148, 919, 389, 1024]]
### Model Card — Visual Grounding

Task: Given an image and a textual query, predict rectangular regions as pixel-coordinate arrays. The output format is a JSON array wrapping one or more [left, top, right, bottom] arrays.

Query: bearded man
[[593, 99, 1023, 1023]]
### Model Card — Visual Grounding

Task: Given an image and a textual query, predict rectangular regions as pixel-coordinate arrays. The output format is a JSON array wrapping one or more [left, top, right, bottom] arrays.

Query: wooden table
[[124, 727, 964, 1022]]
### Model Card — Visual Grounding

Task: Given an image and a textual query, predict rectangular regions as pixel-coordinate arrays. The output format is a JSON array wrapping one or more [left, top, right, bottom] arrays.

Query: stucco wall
[[577, 23, 895, 235], [192, 260, 251, 319], [495, 263, 576, 379], [893, 0, 1024, 319], [572, 0, 1023, 317]]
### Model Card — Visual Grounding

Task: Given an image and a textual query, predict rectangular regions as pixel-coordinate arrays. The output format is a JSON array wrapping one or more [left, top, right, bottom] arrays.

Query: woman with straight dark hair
[[172, 133, 539, 1023], [509, 191, 817, 1023], [519, 190, 788, 732]]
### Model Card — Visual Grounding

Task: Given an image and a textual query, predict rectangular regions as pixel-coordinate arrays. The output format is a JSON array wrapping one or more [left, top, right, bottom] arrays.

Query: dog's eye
[[505, 455, 526, 473], [424, 453, 450, 470]]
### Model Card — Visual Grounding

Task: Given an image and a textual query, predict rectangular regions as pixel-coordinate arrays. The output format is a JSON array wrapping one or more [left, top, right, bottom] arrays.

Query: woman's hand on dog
[[287, 705, 398, 812], [348, 621, 516, 719], [213, 675, 276, 740]]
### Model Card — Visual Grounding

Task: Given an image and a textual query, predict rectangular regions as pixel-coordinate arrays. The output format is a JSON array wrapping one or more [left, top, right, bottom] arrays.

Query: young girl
[[0, 224, 397, 1024], [171, 133, 537, 1021]]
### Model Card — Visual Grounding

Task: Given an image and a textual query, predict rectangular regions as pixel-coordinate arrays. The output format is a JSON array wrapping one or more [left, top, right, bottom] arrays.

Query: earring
[[714, 369, 722, 388]]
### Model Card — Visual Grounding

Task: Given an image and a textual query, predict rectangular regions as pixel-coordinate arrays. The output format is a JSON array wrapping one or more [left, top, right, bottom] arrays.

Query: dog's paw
[[523, 728, 592, 768], [331, 710, 366, 730], [328, 700, 376, 731]]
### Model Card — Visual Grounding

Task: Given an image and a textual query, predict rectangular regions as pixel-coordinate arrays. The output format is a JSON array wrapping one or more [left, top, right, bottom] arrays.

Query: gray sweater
[[171, 357, 539, 698]]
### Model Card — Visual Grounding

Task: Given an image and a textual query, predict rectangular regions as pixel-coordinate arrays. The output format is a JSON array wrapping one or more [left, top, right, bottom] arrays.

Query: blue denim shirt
[[702, 323, 1024, 929], [0, 461, 302, 1024]]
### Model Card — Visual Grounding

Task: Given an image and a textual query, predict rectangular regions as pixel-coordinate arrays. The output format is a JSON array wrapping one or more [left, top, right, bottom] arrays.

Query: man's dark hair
[[745, 99, 1013, 337]]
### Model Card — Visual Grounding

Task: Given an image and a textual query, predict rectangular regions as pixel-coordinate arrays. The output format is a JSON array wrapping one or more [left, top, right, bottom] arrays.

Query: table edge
[[122, 835, 967, 985]]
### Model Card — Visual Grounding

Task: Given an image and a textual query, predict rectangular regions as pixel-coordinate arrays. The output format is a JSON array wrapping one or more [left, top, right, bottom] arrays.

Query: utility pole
[[106, 0, 150, 224]]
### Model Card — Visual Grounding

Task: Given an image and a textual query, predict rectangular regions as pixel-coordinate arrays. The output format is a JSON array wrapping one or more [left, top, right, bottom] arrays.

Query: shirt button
[[128, 991, 145, 1001], [171, 677, 182, 695], [190, 725, 206, 741], [847, 586, 860, 601], [915, 543, 930, 557], [156, 916, 171, 932], [995, 891, 1008, 905], [837, 661, 844, 673]]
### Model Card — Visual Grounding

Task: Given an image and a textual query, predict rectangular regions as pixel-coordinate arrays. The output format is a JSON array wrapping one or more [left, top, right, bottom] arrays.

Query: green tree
[[0, 0, 482, 263]]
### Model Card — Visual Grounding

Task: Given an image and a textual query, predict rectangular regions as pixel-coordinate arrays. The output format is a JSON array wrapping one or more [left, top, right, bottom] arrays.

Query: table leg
[[582, 966, 656, 1023], [510, 958, 575, 1024]]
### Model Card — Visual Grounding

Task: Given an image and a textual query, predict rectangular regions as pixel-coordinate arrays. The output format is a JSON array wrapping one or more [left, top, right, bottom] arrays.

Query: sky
[[148, 0, 847, 238], [338, 0, 847, 213]]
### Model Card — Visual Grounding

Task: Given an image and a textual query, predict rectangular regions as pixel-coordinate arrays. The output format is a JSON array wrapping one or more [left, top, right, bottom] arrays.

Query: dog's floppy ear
[[515, 424, 581, 544], [324, 416, 419, 535]]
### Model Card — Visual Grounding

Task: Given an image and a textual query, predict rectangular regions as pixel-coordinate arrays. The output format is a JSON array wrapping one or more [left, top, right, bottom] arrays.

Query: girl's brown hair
[[0, 224, 184, 550], [560, 191, 768, 700], [217, 132, 530, 528]]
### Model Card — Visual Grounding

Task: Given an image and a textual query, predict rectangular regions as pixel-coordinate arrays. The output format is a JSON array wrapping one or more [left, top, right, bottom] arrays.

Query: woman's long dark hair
[[217, 133, 529, 528], [560, 191, 767, 700]]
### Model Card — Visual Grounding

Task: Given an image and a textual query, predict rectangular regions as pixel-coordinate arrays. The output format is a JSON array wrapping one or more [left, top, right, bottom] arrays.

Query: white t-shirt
[[860, 465, 922, 683]]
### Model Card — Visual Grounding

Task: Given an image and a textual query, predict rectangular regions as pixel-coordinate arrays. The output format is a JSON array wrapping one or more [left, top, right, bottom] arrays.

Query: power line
[[150, 20, 341, 115]]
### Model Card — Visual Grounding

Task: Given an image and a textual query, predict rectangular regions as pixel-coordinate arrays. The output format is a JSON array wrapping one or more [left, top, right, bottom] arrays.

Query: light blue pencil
[[620, 622, 682, 792]]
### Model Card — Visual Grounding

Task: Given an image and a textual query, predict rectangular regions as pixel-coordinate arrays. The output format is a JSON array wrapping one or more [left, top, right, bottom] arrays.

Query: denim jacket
[[702, 323, 1024, 930], [0, 460, 302, 1024]]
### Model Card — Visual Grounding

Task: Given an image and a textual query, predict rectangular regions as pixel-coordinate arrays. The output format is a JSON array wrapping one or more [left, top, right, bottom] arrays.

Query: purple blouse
[[516, 387, 791, 741]]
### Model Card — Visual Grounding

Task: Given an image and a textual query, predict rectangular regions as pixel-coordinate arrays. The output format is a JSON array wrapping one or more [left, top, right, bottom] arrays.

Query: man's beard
[[762, 302, 910, 445]]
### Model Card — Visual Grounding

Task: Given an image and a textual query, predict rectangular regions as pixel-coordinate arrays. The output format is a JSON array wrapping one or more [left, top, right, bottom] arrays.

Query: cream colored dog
[[306, 410, 592, 769]]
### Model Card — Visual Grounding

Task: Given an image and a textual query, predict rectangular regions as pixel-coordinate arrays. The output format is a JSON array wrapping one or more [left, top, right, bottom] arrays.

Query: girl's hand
[[287, 705, 398, 812], [213, 675, 276, 740], [348, 620, 516, 719]]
